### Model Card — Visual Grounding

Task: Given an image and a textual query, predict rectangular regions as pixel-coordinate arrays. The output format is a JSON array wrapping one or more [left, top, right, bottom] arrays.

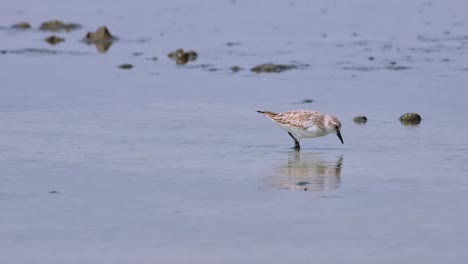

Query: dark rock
[[368, 56, 375, 61], [167, 49, 184, 60], [39, 20, 81, 32], [399, 113, 421, 125], [45, 35, 65, 45], [85, 26, 114, 43], [301, 99, 314, 104], [168, 49, 198, 65], [296, 181, 309, 186], [84, 26, 115, 53], [49, 190, 59, 194], [353, 116, 368, 123], [12, 22, 31, 29], [250, 63, 297, 73], [118, 64, 133, 69], [230, 66, 242, 72], [146, 56, 158, 61], [132, 52, 144, 56], [176, 53, 189, 65]]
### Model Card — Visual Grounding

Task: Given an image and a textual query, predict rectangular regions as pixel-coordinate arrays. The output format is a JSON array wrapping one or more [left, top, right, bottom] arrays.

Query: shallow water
[[1, 0, 468, 263]]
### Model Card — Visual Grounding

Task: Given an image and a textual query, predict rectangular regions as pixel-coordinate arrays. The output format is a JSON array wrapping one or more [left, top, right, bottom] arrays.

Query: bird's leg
[[288, 132, 300, 150]]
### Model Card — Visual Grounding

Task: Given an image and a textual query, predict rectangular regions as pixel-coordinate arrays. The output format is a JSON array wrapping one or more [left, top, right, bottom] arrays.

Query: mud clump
[[230, 66, 242, 72], [118, 64, 133, 69], [39, 20, 81, 32], [250, 63, 297, 73], [12, 22, 31, 29], [168, 49, 184, 60], [167, 49, 198, 65], [45, 35, 65, 45], [353, 116, 368, 124], [399, 113, 421, 125], [84, 26, 115, 53]]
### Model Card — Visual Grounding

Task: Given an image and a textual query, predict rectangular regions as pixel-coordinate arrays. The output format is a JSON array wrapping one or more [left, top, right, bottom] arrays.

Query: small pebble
[[45, 35, 65, 45], [118, 64, 133, 69]]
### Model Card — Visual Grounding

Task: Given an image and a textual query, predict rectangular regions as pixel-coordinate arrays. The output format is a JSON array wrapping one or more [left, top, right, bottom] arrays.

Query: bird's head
[[327, 115, 344, 144]]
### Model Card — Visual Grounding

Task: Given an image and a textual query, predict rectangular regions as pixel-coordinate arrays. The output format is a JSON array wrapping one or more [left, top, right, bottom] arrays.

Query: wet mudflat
[[1, 0, 468, 263]]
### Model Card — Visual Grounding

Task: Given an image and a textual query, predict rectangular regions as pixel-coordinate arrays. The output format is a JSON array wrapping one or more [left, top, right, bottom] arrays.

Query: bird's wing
[[273, 110, 324, 129]]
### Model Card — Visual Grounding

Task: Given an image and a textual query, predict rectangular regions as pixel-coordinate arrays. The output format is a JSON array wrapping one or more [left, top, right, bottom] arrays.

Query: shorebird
[[257, 110, 344, 150]]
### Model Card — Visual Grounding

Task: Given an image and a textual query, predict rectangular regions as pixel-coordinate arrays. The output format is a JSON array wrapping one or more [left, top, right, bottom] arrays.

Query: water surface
[[1, 0, 468, 263]]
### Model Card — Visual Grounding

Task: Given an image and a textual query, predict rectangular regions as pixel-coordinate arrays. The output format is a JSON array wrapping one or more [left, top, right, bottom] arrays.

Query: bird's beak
[[337, 129, 344, 144]]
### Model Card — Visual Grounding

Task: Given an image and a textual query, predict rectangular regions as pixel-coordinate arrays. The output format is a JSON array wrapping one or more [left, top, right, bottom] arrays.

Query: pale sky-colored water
[[1, 1, 468, 263]]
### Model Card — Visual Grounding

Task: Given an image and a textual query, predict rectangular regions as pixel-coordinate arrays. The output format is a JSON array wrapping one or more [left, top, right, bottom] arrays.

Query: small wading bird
[[257, 110, 344, 150]]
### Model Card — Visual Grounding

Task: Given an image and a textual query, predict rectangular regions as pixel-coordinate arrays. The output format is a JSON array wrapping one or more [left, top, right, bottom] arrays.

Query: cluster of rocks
[[8, 21, 315, 74], [10, 20, 115, 53], [8, 20, 145, 69], [352, 113, 421, 125]]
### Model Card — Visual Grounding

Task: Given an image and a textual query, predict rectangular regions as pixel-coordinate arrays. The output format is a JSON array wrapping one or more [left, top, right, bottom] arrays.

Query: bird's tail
[[257, 110, 278, 120]]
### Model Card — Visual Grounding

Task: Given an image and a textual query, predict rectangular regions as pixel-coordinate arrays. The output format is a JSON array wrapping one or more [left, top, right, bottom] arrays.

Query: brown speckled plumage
[[257, 109, 343, 149]]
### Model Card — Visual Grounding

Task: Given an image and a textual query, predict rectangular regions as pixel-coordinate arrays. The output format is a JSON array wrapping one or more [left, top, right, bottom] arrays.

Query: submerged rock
[[39, 20, 81, 32], [353, 116, 368, 123], [118, 64, 133, 69], [185, 50, 198, 61], [167, 49, 198, 65], [226, 42, 241, 46], [84, 26, 115, 53], [230, 66, 242, 72], [399, 113, 421, 125], [45, 35, 65, 45], [12, 22, 31, 29], [250, 63, 297, 73]]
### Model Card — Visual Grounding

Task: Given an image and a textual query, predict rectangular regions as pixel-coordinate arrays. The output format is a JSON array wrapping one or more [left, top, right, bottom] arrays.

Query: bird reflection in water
[[265, 151, 343, 191]]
